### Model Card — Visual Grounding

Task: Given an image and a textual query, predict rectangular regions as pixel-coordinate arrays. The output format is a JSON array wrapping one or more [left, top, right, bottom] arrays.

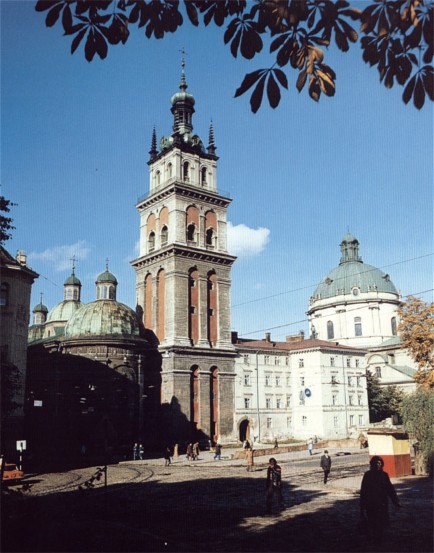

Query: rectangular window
[[334, 416, 339, 428], [302, 416, 307, 426], [330, 357, 335, 367], [349, 415, 355, 426], [300, 376, 305, 386], [275, 375, 281, 387], [348, 376, 353, 387], [244, 398, 250, 409], [267, 417, 272, 429], [243, 354, 249, 364], [332, 394, 338, 406], [357, 376, 362, 387], [349, 395, 354, 406], [266, 398, 271, 409], [264, 355, 270, 365], [359, 415, 364, 425], [286, 395, 291, 408], [274, 356, 280, 365], [358, 395, 363, 406], [285, 356, 289, 366], [276, 398, 281, 409], [244, 373, 251, 386], [355, 359, 360, 368], [265, 374, 271, 387], [299, 359, 304, 368], [375, 367, 382, 378], [346, 358, 351, 368]]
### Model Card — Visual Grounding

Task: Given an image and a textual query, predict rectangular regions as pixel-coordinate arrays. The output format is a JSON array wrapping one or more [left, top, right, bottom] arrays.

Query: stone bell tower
[[131, 58, 236, 444]]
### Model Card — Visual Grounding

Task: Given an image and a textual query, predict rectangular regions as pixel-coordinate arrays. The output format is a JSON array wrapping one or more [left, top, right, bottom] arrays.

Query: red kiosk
[[367, 428, 412, 477]]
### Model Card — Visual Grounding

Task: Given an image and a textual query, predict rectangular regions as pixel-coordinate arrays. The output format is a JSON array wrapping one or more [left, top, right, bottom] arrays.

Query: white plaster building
[[232, 333, 368, 442], [307, 234, 402, 348]]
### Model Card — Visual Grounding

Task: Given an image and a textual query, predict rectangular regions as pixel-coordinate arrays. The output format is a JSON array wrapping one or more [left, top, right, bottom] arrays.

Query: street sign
[[16, 440, 26, 451], [305, 388, 312, 397], [34, 400, 43, 407]]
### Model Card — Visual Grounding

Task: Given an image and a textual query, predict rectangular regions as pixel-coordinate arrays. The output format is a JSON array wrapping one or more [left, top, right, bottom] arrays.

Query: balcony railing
[[136, 178, 232, 204]]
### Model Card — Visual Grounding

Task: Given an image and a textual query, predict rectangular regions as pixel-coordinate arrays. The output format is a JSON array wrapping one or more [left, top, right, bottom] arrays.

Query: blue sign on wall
[[304, 388, 312, 397]]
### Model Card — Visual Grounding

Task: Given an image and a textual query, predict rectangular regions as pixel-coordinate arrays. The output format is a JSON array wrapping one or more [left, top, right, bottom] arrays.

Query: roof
[[388, 364, 417, 378], [96, 270, 118, 284], [64, 274, 81, 286], [234, 337, 366, 354], [64, 300, 143, 338], [33, 302, 48, 313], [46, 300, 83, 323], [0, 246, 39, 279]]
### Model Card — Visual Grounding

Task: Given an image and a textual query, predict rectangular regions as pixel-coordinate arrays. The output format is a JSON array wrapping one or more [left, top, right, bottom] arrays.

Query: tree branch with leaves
[[35, 0, 433, 111]]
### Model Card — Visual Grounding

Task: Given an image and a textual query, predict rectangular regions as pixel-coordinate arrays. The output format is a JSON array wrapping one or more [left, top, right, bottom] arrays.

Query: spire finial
[[149, 126, 158, 160], [70, 255, 76, 275], [207, 119, 217, 155], [40, 292, 44, 304], [179, 47, 187, 91], [105, 258, 109, 271]]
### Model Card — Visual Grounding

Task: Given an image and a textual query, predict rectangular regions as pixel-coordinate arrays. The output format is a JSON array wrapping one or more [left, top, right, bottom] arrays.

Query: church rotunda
[[307, 234, 402, 348]]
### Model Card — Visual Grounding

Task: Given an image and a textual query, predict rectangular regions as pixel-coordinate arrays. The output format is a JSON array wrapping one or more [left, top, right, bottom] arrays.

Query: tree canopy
[[0, 196, 16, 245], [366, 369, 404, 423], [35, 0, 433, 112], [398, 296, 434, 388]]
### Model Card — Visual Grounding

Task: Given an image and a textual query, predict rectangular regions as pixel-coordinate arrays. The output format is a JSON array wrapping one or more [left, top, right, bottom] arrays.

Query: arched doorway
[[239, 419, 251, 442]]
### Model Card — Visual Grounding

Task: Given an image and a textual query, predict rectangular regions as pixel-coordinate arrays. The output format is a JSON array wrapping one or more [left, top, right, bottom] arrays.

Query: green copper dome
[[64, 300, 142, 338], [96, 270, 118, 284], [312, 234, 398, 300], [47, 300, 83, 323], [64, 273, 81, 286], [33, 302, 48, 314]]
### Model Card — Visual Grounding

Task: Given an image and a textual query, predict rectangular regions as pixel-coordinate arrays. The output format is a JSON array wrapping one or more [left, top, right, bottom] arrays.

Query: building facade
[[233, 332, 369, 442], [1, 247, 38, 458]]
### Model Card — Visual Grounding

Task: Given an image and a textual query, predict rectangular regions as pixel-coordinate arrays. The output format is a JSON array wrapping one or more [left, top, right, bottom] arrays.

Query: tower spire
[[149, 126, 158, 161], [179, 48, 187, 91], [207, 119, 216, 156]]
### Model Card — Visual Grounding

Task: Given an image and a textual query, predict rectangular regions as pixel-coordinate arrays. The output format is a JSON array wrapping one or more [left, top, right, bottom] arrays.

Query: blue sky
[[2, 1, 433, 340]]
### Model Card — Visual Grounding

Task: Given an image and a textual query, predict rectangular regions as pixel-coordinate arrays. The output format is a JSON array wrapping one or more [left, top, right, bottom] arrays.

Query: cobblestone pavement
[[2, 448, 432, 553]]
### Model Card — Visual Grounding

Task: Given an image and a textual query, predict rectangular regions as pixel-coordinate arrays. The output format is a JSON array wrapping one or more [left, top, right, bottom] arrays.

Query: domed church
[[307, 234, 402, 348], [26, 264, 161, 466]]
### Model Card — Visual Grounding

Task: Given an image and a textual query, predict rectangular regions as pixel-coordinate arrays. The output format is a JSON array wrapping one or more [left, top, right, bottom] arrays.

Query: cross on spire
[[106, 258, 109, 271], [70, 255, 77, 274], [179, 47, 188, 91]]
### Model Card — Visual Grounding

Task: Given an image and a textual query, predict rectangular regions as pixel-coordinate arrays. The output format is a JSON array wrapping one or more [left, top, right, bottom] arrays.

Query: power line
[[238, 288, 434, 338], [232, 253, 433, 308]]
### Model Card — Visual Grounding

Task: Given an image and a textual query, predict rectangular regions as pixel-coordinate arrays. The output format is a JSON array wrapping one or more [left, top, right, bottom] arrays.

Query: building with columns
[[307, 233, 402, 348], [131, 61, 237, 444]]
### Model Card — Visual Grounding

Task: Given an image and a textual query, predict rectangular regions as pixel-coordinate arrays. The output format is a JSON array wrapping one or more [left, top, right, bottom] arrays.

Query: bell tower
[[131, 58, 236, 444]]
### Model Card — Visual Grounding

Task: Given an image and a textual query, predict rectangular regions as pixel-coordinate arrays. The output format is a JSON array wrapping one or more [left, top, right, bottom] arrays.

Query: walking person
[[266, 457, 284, 514], [246, 446, 254, 472], [320, 450, 332, 484], [214, 443, 222, 460], [133, 442, 139, 461], [193, 442, 200, 460], [360, 456, 401, 546], [164, 446, 172, 466], [307, 438, 313, 456], [138, 444, 144, 460], [186, 443, 193, 461]]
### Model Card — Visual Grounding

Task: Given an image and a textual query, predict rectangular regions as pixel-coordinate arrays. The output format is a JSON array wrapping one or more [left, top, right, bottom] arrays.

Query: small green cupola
[[96, 259, 118, 300], [339, 232, 362, 264], [32, 293, 48, 325], [64, 258, 82, 301]]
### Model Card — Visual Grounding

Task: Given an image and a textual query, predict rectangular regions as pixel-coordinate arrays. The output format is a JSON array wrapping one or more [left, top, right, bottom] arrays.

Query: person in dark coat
[[320, 450, 332, 484], [214, 443, 222, 460], [164, 446, 172, 466], [133, 443, 139, 461], [266, 457, 284, 513], [360, 456, 400, 545]]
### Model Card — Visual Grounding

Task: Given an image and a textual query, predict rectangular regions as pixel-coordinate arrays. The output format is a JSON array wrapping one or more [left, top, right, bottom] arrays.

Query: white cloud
[[227, 222, 270, 258], [29, 240, 91, 272]]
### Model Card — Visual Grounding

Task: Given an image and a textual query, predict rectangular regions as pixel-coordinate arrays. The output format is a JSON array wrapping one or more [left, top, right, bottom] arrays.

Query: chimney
[[286, 331, 305, 343], [16, 250, 27, 266], [231, 331, 238, 344], [265, 332, 271, 342]]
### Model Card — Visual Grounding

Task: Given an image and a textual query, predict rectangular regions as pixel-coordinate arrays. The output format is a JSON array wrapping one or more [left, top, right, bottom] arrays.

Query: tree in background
[[398, 296, 434, 389], [0, 196, 16, 245], [400, 388, 433, 475], [366, 370, 404, 423], [35, 0, 433, 111]]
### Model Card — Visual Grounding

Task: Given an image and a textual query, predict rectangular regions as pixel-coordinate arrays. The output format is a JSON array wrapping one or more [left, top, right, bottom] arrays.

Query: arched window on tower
[[188, 269, 199, 344], [183, 161, 189, 182], [0, 283, 9, 306], [391, 316, 397, 336], [161, 225, 168, 246], [167, 163, 173, 179], [206, 228, 213, 246], [148, 231, 155, 252], [327, 320, 334, 339], [354, 317, 362, 336], [66, 288, 73, 300], [35, 314, 42, 325], [201, 167, 207, 186], [156, 170, 161, 186], [187, 223, 196, 243]]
